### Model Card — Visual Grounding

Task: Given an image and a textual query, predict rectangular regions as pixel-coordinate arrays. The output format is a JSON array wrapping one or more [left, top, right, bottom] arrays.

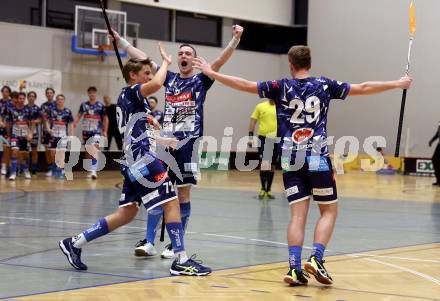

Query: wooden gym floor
[[0, 170, 439, 300]]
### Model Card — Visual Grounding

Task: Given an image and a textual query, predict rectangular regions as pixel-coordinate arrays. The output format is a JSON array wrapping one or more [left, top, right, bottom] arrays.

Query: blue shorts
[[119, 154, 177, 211], [30, 133, 39, 148], [49, 137, 68, 150], [168, 138, 200, 187], [10, 137, 29, 151], [83, 133, 101, 145], [42, 131, 51, 145], [283, 156, 337, 205]]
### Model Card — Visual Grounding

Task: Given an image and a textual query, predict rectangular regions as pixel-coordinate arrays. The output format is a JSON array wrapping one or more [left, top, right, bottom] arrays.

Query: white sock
[[72, 233, 87, 249], [176, 251, 189, 264]]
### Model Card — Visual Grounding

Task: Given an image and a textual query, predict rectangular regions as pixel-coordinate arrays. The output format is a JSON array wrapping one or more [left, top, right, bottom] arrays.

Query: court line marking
[[1, 215, 439, 264], [348, 255, 440, 286], [1, 215, 439, 287]]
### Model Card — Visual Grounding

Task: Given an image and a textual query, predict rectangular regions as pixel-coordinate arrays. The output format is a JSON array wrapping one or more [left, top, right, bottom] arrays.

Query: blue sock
[[22, 161, 29, 171], [83, 218, 109, 242], [180, 202, 191, 232], [91, 158, 98, 171], [10, 158, 17, 174], [32, 163, 38, 173], [166, 222, 185, 253], [146, 206, 163, 244], [288, 245, 302, 271], [52, 163, 57, 173], [312, 243, 326, 261]]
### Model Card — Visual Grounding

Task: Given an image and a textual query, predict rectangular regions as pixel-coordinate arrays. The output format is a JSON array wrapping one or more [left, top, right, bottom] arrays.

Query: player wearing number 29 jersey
[[258, 77, 350, 158], [193, 45, 412, 286]]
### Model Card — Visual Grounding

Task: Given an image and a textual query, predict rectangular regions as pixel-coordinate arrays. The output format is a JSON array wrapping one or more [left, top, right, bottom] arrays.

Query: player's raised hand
[[398, 75, 412, 90], [193, 57, 213, 76], [159, 43, 172, 65], [107, 29, 121, 43], [232, 25, 244, 39]]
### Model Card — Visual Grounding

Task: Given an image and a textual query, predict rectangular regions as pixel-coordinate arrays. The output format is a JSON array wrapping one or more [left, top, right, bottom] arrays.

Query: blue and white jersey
[[40, 101, 56, 120], [27, 104, 41, 136], [151, 110, 164, 125], [162, 71, 214, 139], [7, 106, 32, 138], [78, 101, 106, 136], [257, 77, 350, 158], [0, 98, 10, 117], [49, 108, 73, 138], [117, 84, 156, 159]]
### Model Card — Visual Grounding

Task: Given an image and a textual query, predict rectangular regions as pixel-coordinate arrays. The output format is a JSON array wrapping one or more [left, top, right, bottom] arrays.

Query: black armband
[[248, 131, 254, 137]]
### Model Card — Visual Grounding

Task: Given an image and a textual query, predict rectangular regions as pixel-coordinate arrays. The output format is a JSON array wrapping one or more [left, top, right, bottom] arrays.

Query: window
[[47, 0, 99, 30], [176, 12, 221, 47], [235, 21, 307, 54], [121, 3, 171, 41], [0, 0, 40, 26]]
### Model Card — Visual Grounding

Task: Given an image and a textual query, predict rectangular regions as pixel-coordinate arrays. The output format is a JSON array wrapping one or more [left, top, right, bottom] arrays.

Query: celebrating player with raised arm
[[110, 26, 244, 258], [193, 46, 412, 286], [59, 43, 211, 276]]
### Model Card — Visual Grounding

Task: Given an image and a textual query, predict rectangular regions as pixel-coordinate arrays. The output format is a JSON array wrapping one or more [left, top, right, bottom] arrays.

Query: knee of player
[[119, 204, 139, 221], [319, 203, 338, 217]]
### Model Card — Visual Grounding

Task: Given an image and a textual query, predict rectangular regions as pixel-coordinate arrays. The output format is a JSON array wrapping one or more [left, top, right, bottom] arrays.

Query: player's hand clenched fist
[[399, 75, 412, 90], [232, 25, 244, 39]]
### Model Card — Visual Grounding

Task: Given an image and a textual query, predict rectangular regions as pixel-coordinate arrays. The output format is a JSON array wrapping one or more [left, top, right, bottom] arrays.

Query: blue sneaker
[[170, 255, 211, 276], [59, 238, 88, 270]]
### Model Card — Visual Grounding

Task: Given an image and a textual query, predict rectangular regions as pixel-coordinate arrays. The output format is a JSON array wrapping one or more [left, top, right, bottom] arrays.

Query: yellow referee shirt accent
[[251, 100, 277, 138]]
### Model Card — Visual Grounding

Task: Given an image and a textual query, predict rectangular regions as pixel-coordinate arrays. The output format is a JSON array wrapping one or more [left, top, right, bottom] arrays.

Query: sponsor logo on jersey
[[166, 92, 192, 103], [154, 171, 168, 182], [292, 128, 314, 144]]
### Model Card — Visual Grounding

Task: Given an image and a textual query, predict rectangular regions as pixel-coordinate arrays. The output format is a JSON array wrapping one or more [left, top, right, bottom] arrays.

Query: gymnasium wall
[[0, 22, 283, 150], [119, 0, 294, 26], [308, 0, 437, 157]]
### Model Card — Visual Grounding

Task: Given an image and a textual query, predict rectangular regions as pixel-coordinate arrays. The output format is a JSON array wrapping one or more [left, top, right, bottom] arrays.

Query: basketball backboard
[[72, 5, 128, 57]]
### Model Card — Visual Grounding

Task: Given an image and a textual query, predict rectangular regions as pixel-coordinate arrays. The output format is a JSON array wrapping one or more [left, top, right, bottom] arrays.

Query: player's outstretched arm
[[210, 25, 243, 72], [140, 43, 172, 97], [348, 76, 412, 96], [109, 30, 159, 71], [194, 57, 258, 94]]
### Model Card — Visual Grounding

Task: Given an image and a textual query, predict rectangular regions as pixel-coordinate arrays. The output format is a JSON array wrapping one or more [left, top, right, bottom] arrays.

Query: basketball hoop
[[98, 44, 113, 62]]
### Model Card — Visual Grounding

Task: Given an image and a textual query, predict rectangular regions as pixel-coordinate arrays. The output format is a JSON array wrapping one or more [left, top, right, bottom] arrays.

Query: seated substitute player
[[3, 92, 35, 180], [73, 86, 108, 179], [59, 44, 211, 276], [26, 91, 41, 175], [40, 88, 56, 177], [193, 46, 412, 286], [46, 94, 73, 179], [248, 99, 279, 200], [0, 86, 12, 176], [110, 25, 244, 258]]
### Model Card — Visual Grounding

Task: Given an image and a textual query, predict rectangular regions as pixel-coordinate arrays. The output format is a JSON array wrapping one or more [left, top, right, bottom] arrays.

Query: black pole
[[98, 0, 124, 72], [395, 89, 407, 157], [159, 214, 165, 242]]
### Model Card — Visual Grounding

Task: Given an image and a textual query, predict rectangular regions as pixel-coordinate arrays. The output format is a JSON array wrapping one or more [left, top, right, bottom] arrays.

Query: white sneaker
[[1, 166, 7, 175], [24, 170, 31, 179], [134, 240, 158, 257], [161, 244, 174, 259], [46, 170, 53, 177], [91, 170, 97, 180], [9, 173, 16, 181]]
